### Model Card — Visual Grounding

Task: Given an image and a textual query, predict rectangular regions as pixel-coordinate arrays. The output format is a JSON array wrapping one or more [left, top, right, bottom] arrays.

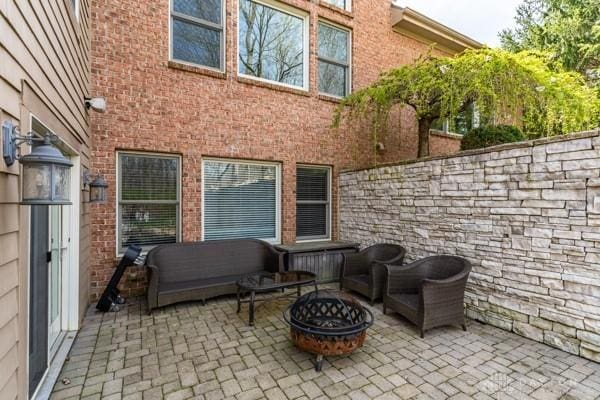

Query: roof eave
[[391, 5, 483, 55]]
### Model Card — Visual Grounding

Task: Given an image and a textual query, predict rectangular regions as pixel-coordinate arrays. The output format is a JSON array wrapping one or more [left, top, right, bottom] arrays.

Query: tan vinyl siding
[[0, 0, 91, 398]]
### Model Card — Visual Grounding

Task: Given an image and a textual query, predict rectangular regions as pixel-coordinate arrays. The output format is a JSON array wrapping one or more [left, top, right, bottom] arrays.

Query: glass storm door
[[29, 206, 49, 396], [48, 205, 63, 350]]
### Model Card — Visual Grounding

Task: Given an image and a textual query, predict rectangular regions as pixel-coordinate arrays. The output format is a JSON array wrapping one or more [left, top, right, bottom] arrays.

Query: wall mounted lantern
[[83, 170, 108, 203], [3, 121, 73, 205]]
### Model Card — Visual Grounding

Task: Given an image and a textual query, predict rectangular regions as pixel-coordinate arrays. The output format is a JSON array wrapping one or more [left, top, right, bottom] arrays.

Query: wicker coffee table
[[236, 271, 318, 326]]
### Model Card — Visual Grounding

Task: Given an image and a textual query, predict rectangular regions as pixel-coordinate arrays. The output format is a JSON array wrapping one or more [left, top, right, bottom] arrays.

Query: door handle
[[46, 251, 52, 263]]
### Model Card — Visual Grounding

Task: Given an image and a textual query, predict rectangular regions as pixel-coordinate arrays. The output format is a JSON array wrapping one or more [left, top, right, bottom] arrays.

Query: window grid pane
[[318, 23, 348, 63], [296, 167, 330, 239], [121, 204, 178, 248], [238, 0, 305, 88], [318, 61, 347, 98], [118, 154, 180, 252], [173, 0, 222, 25], [204, 160, 278, 241], [296, 204, 327, 238]]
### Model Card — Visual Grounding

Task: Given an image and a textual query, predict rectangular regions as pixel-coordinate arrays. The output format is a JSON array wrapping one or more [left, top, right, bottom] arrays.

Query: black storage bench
[[275, 241, 360, 283]]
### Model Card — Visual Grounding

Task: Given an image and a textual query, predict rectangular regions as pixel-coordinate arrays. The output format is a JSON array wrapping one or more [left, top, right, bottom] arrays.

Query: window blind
[[296, 167, 330, 239], [118, 154, 180, 252], [203, 160, 279, 241]]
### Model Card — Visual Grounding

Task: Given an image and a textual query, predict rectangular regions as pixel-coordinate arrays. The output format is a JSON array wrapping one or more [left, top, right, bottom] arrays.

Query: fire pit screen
[[283, 290, 374, 371]]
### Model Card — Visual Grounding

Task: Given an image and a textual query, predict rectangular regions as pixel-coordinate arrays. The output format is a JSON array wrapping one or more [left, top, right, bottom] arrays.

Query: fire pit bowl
[[283, 290, 374, 371]]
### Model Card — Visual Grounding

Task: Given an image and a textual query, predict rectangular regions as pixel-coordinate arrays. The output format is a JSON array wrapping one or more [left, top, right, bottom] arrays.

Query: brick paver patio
[[51, 285, 600, 400]]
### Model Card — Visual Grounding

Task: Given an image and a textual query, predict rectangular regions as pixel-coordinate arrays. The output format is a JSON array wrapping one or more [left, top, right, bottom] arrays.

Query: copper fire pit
[[283, 290, 374, 371]]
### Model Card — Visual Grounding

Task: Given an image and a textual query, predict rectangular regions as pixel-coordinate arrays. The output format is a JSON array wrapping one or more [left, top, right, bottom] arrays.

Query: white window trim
[[295, 164, 332, 243], [115, 151, 182, 256], [317, 20, 352, 98], [237, 0, 310, 92], [169, 0, 227, 72], [201, 157, 282, 244]]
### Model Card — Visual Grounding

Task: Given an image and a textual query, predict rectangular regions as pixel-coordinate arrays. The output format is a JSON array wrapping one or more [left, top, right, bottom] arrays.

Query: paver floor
[[51, 285, 600, 399]]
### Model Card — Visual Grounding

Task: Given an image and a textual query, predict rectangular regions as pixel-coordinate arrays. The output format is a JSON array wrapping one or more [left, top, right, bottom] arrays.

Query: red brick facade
[[90, 0, 462, 299]]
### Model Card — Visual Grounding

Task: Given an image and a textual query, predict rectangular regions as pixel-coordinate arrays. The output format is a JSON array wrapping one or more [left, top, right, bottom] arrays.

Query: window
[[296, 166, 331, 240], [117, 153, 180, 253], [321, 0, 350, 11], [238, 0, 308, 89], [171, 0, 224, 70], [432, 103, 480, 135], [203, 159, 280, 242], [318, 22, 350, 97]]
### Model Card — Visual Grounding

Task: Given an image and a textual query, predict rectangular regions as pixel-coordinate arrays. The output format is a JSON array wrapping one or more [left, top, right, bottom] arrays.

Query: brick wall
[[90, 0, 461, 299], [340, 130, 600, 362], [429, 130, 463, 156]]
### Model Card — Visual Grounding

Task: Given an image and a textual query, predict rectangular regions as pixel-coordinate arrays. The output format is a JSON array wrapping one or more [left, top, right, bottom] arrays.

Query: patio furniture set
[[143, 239, 471, 334], [133, 239, 471, 370]]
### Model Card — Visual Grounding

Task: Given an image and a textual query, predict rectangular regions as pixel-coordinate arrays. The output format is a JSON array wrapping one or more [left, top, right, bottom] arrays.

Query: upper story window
[[238, 0, 308, 90], [171, 0, 224, 70], [117, 152, 181, 253], [321, 0, 351, 12], [318, 22, 351, 97]]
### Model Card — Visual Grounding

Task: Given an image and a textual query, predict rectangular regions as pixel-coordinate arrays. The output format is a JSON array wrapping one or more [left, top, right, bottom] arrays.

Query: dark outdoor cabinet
[[275, 241, 360, 283]]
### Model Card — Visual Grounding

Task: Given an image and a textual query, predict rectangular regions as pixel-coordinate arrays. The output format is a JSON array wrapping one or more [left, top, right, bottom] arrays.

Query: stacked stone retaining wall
[[340, 130, 600, 361]]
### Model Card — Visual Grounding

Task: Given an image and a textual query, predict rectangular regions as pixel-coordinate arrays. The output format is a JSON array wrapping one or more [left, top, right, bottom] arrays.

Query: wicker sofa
[[145, 239, 284, 312], [340, 244, 406, 303], [383, 255, 472, 337]]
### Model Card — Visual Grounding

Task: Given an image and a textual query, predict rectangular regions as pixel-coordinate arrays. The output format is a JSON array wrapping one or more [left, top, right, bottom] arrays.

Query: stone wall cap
[[430, 129, 463, 140], [341, 129, 600, 174]]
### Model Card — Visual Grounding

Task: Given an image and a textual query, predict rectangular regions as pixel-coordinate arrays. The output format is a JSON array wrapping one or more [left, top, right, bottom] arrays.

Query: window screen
[[296, 166, 330, 240], [203, 160, 279, 242], [118, 153, 180, 252]]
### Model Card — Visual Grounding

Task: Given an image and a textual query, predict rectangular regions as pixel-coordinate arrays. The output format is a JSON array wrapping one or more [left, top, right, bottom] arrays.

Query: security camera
[[84, 97, 107, 112]]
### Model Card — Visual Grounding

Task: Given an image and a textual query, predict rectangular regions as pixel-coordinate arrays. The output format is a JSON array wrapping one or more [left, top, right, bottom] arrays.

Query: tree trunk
[[417, 119, 432, 158]]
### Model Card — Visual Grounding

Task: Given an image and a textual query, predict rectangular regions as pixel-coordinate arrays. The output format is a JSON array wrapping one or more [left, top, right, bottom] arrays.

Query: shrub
[[461, 125, 525, 150]]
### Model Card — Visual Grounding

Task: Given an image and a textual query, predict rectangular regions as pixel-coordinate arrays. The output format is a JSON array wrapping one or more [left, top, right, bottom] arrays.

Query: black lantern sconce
[[83, 170, 108, 203], [3, 121, 73, 205]]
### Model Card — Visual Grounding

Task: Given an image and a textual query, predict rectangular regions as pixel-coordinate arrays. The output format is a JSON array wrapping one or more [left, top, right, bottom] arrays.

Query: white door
[[48, 205, 64, 352]]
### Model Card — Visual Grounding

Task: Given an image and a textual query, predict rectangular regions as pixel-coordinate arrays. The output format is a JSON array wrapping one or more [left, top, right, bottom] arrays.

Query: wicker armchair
[[340, 244, 406, 303], [383, 255, 471, 338]]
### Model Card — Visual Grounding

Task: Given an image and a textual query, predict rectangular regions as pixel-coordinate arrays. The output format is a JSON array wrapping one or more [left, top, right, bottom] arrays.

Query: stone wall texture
[[340, 129, 600, 362]]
